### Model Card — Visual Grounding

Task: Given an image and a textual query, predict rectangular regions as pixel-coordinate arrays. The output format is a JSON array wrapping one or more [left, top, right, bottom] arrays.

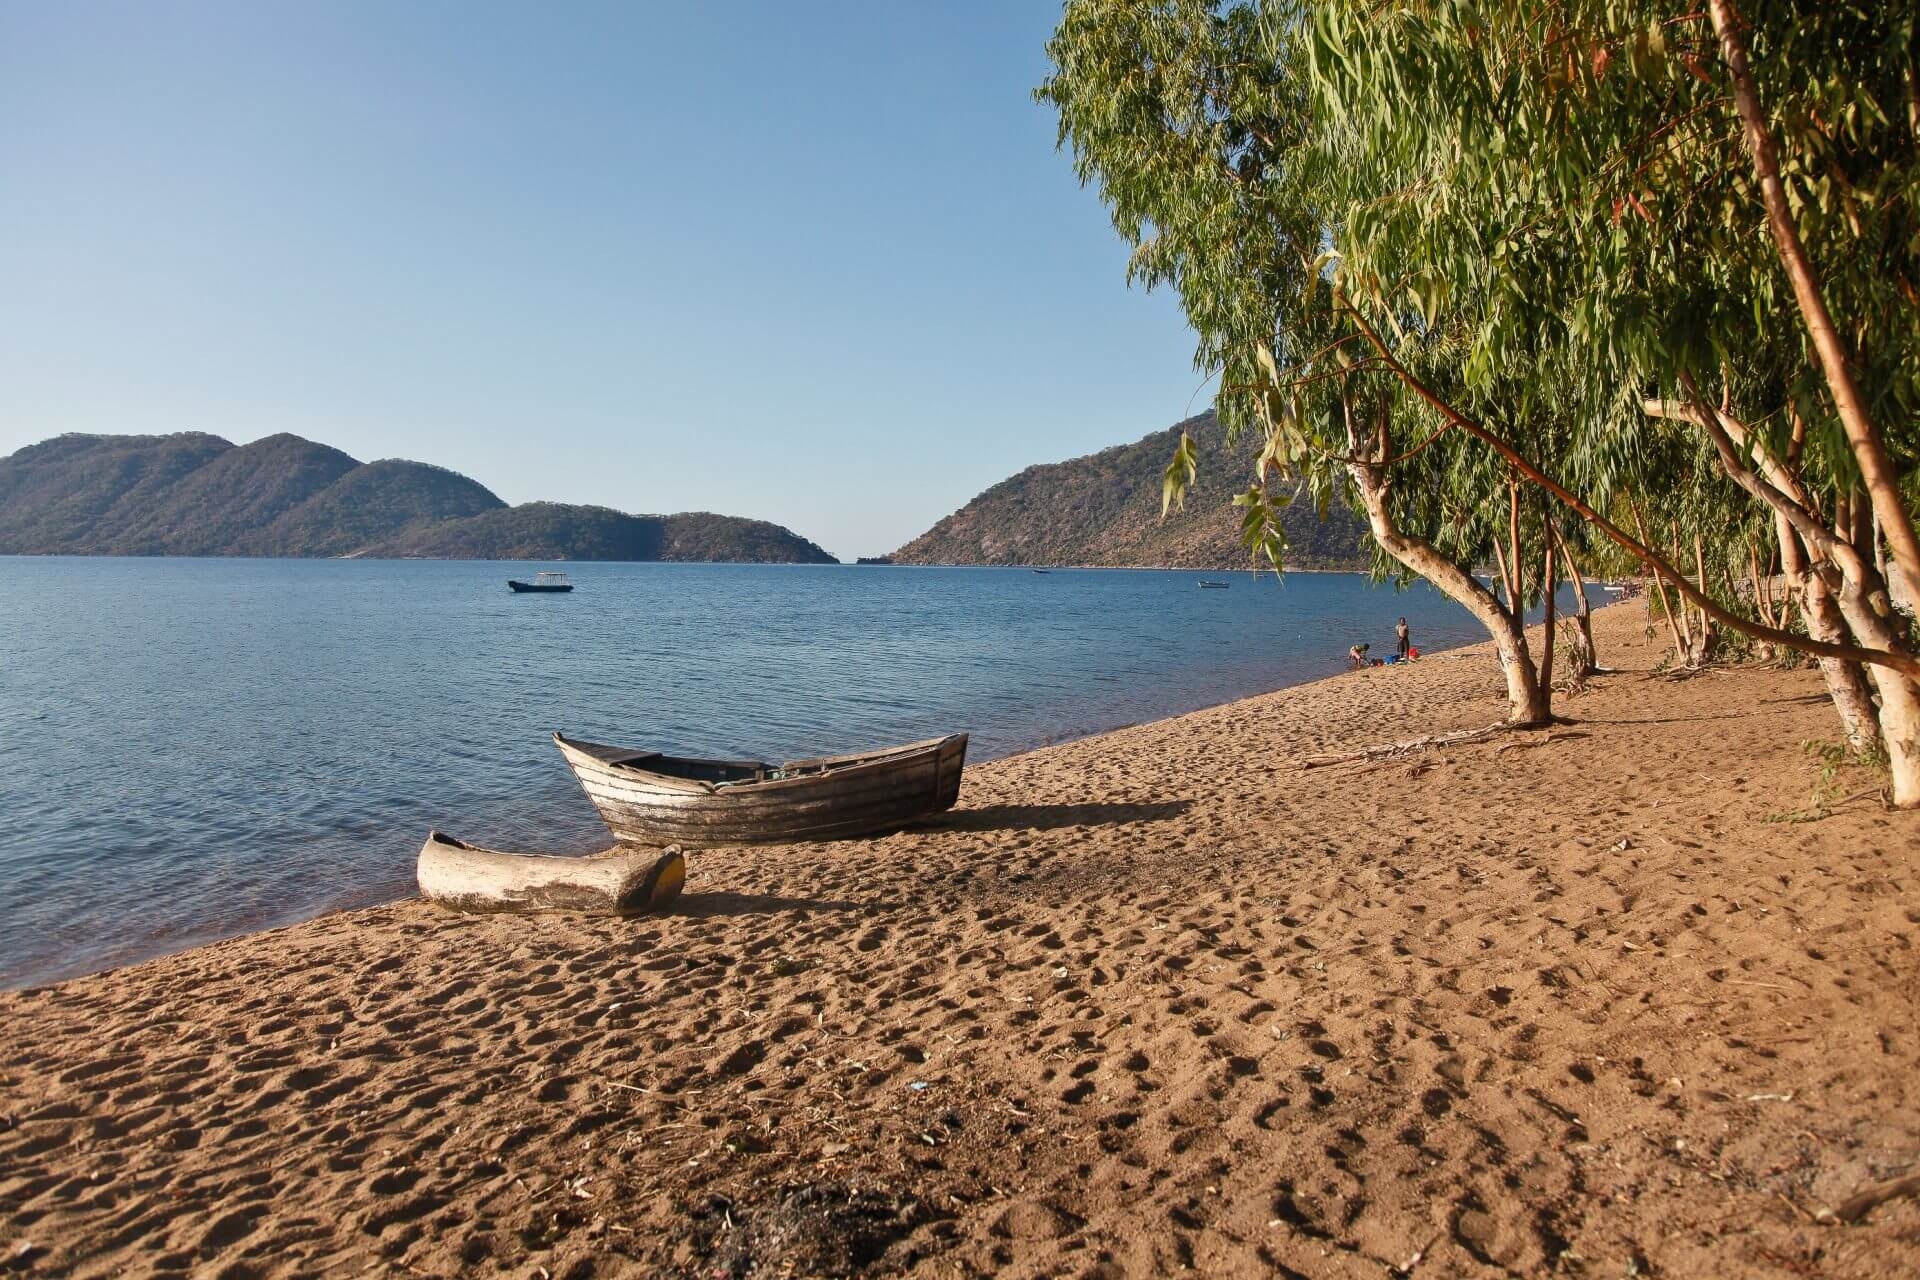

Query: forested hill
[[890, 412, 1371, 569], [0, 432, 838, 563]]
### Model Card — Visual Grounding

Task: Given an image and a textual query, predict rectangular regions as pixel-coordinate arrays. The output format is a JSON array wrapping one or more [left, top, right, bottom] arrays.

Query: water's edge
[[1, 560, 1578, 988]]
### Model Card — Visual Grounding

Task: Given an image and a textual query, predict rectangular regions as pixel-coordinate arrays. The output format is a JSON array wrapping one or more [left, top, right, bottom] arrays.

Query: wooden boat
[[1198, 579, 1230, 589], [552, 731, 968, 847], [509, 571, 574, 593], [417, 831, 685, 915]]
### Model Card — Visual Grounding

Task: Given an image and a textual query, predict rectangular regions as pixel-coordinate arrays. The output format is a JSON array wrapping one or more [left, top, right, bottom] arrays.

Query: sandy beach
[[3, 601, 1916, 1278]]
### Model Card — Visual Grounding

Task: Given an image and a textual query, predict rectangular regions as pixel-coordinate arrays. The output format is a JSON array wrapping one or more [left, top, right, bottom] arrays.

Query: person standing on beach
[[1396, 618, 1411, 659]]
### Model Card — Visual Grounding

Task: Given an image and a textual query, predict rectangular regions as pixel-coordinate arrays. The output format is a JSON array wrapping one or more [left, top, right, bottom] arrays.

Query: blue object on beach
[[1384, 654, 1400, 664]]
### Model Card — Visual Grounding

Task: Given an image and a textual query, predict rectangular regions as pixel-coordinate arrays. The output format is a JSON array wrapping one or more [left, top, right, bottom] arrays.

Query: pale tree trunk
[[1747, 537, 1775, 630], [1538, 533, 1558, 696], [1827, 560, 1920, 806], [1556, 526, 1598, 675], [1630, 497, 1689, 664], [1670, 521, 1700, 664], [1710, 0, 1920, 596], [1693, 533, 1718, 663], [1779, 514, 1883, 755], [1659, 378, 1918, 803], [1347, 460, 1550, 725]]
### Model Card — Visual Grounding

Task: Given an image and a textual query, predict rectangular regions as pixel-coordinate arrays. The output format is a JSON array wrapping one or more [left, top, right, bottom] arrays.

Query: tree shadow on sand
[[925, 800, 1193, 833]]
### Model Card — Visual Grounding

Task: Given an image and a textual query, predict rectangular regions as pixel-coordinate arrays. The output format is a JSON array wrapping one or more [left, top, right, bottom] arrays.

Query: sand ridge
[[3, 602, 1917, 1277]]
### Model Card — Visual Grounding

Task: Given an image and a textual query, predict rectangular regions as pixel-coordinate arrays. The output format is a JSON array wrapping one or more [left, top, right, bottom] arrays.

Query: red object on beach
[[1408, 646, 1420, 658]]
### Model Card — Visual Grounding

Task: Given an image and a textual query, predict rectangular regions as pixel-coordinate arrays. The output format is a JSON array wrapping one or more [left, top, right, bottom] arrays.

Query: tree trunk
[[1710, 0, 1920, 596], [1558, 527, 1598, 674], [1630, 498, 1689, 663], [1538, 533, 1557, 696], [1658, 374, 1914, 802], [1348, 303, 1919, 676], [1347, 460, 1551, 725], [1747, 537, 1774, 629], [1827, 566, 1920, 806], [1671, 521, 1698, 664], [1693, 532, 1718, 663], [1780, 515, 1883, 755], [1878, 684, 1920, 810]]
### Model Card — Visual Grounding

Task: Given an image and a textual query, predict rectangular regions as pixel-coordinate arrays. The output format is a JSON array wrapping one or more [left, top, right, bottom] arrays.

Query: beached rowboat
[[417, 831, 685, 915], [552, 731, 968, 847]]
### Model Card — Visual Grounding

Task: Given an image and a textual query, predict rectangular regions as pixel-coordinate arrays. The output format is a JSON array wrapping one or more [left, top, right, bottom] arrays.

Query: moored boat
[[1198, 579, 1230, 589], [552, 731, 968, 847], [417, 831, 685, 914], [509, 571, 574, 593]]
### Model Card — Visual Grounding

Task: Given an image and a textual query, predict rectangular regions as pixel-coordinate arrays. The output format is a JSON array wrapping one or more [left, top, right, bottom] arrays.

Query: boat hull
[[553, 732, 968, 847], [509, 581, 573, 593]]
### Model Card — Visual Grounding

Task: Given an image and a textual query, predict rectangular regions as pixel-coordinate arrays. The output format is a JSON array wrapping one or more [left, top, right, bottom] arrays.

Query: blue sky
[[0, 2, 1202, 559]]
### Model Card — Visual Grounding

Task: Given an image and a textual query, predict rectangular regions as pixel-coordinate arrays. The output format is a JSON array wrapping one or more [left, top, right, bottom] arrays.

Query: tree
[[1043, 0, 1920, 803], [1041, 0, 1573, 725], [1301, 0, 1920, 801]]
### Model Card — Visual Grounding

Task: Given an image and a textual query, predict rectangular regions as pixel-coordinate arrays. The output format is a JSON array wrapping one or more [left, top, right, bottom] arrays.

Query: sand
[[3, 601, 1917, 1278]]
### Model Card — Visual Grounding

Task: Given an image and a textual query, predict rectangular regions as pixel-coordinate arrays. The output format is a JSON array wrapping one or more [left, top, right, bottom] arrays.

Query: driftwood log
[[417, 831, 686, 915]]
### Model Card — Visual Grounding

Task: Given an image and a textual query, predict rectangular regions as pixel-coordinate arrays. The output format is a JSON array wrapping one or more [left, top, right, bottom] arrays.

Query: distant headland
[[887, 411, 1370, 571], [0, 432, 838, 563]]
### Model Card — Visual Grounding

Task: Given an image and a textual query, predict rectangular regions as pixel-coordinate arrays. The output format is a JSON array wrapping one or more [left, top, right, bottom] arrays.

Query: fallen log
[[417, 831, 686, 915], [1299, 725, 1510, 770]]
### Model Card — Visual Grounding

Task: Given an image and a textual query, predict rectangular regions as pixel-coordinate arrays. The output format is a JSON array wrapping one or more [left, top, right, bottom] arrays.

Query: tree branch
[[1709, 0, 1920, 593], [1338, 296, 1920, 677]]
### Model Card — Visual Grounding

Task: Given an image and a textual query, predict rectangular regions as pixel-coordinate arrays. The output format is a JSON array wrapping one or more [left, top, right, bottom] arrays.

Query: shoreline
[[2, 580, 1499, 994], [4, 600, 1914, 1277]]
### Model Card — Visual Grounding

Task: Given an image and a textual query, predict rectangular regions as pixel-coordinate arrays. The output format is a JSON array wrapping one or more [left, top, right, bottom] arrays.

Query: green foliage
[[1041, 0, 1918, 644], [1304, 0, 1919, 516], [1760, 737, 1892, 821], [1162, 431, 1200, 517]]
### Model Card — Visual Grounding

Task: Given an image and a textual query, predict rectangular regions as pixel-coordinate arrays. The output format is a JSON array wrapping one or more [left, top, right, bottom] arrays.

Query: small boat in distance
[[553, 731, 968, 847], [1198, 579, 1230, 589], [1032, 568, 1052, 574], [509, 571, 574, 593]]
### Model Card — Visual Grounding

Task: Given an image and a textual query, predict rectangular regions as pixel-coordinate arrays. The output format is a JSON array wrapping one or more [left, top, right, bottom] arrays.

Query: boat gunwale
[[553, 731, 966, 798]]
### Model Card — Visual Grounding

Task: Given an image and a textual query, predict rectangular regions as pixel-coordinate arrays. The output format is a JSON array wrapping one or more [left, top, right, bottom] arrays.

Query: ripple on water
[[0, 558, 1546, 986]]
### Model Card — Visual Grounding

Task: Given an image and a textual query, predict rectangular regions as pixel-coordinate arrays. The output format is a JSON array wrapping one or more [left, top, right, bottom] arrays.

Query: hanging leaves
[[1161, 430, 1201, 518]]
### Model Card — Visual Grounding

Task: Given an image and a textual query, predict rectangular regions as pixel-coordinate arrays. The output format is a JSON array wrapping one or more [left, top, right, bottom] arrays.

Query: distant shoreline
[[2, 552, 1369, 571]]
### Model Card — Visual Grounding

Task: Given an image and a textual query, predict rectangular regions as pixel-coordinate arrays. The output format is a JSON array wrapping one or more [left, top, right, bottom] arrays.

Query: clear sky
[[0, 2, 1204, 560]]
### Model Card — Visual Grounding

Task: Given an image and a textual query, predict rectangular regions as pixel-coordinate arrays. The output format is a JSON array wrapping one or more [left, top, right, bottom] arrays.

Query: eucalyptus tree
[[1041, 0, 1577, 725], [1301, 0, 1920, 802]]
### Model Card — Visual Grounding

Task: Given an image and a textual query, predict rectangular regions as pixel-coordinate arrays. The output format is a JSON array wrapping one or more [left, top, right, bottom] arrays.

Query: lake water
[[0, 558, 1529, 988]]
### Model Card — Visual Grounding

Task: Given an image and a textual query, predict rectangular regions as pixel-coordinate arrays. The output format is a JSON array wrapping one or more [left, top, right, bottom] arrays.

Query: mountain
[[112, 434, 363, 555], [0, 433, 233, 554], [889, 411, 1371, 570], [245, 459, 506, 557], [0, 432, 837, 563], [368, 502, 836, 564]]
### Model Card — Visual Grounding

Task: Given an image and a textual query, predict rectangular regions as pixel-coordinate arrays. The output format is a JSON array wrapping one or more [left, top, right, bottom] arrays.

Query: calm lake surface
[[1, 558, 1529, 988]]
